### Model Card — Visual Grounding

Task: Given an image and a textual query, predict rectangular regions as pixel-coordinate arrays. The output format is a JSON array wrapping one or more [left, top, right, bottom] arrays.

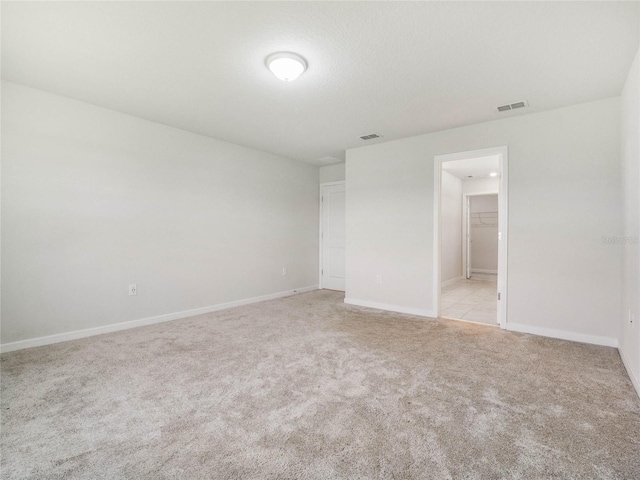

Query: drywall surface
[[319, 163, 345, 184], [346, 97, 621, 341], [441, 171, 462, 282], [1, 82, 319, 344], [620, 48, 640, 392], [470, 195, 498, 272], [462, 177, 499, 195]]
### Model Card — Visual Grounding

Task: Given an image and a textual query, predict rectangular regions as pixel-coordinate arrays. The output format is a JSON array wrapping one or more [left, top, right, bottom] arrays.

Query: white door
[[321, 183, 346, 291]]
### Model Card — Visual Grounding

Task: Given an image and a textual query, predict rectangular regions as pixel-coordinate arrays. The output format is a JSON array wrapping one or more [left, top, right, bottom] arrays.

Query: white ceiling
[[2, 2, 638, 166], [442, 155, 500, 180]]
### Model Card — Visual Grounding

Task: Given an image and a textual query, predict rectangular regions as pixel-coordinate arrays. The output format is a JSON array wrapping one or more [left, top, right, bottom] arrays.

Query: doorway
[[440, 193, 499, 325], [433, 147, 508, 327], [319, 181, 345, 291], [465, 193, 499, 279]]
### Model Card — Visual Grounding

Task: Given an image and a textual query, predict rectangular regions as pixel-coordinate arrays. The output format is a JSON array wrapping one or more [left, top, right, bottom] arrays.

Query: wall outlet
[[630, 308, 635, 327], [282, 267, 287, 276], [376, 275, 382, 284], [128, 284, 137, 296]]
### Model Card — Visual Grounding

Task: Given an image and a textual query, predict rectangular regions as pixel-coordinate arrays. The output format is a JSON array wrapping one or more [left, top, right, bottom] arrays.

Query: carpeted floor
[[2, 290, 639, 479]]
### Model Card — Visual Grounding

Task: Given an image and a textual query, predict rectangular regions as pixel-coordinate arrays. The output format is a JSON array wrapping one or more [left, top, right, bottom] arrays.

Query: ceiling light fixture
[[265, 52, 307, 82], [490, 172, 498, 177]]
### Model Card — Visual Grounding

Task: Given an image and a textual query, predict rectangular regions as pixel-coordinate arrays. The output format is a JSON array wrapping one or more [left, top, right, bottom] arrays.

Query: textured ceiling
[[2, 2, 638, 166]]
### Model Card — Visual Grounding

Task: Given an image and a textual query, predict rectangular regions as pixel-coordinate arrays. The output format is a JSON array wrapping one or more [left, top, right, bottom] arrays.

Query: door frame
[[319, 181, 346, 289], [433, 146, 509, 328], [463, 192, 499, 279]]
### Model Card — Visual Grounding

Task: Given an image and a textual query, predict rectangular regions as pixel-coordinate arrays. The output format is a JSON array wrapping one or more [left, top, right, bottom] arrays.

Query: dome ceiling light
[[265, 52, 307, 82]]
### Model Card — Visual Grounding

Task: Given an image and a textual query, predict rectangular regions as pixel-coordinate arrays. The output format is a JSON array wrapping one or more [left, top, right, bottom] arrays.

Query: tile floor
[[441, 274, 498, 326]]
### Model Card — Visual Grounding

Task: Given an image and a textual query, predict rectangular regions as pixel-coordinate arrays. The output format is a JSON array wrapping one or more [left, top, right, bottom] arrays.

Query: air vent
[[497, 100, 529, 112], [360, 133, 381, 140]]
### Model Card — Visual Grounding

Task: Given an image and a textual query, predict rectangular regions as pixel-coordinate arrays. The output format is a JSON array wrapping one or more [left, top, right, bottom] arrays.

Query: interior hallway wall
[[462, 177, 499, 195], [441, 171, 462, 283], [319, 163, 345, 184]]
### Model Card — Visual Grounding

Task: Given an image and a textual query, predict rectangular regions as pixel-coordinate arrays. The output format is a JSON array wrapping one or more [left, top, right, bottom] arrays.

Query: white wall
[[440, 171, 462, 282], [319, 163, 345, 184], [345, 97, 621, 344], [470, 195, 498, 273], [620, 49, 640, 394], [1, 81, 319, 345], [462, 177, 499, 195]]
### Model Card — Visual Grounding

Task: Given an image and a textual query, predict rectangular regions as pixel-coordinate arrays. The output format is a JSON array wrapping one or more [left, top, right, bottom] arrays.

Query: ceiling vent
[[497, 100, 529, 112], [360, 133, 381, 140]]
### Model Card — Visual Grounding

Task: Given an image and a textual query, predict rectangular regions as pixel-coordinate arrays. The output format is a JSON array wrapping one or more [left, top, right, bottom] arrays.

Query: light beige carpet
[[2, 290, 639, 479]]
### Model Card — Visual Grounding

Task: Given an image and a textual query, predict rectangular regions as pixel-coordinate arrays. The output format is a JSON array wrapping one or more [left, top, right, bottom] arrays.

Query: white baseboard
[[619, 346, 640, 399], [344, 298, 435, 318], [0, 285, 319, 353], [471, 269, 498, 274], [442, 276, 464, 287], [506, 322, 618, 348]]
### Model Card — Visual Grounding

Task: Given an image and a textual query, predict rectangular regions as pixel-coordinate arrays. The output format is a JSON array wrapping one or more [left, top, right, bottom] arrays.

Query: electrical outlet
[[376, 275, 382, 284], [128, 284, 137, 296], [630, 309, 635, 328], [282, 267, 287, 276]]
